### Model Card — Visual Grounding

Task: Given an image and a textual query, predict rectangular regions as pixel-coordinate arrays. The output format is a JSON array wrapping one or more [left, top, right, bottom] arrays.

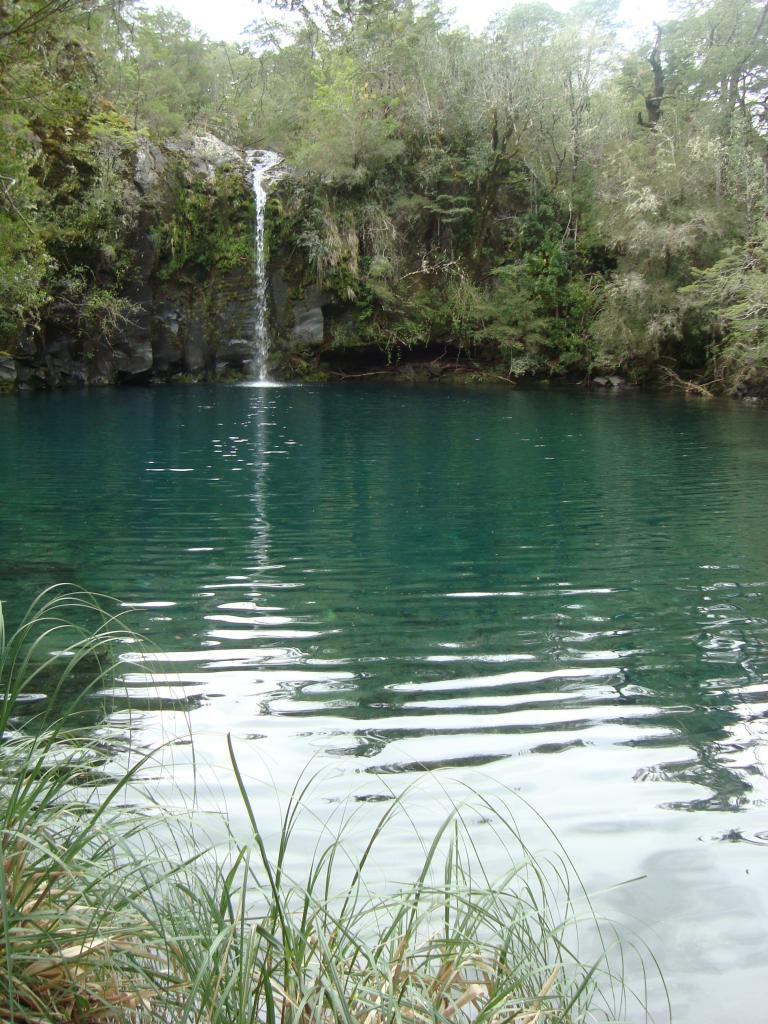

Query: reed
[[0, 587, 663, 1023]]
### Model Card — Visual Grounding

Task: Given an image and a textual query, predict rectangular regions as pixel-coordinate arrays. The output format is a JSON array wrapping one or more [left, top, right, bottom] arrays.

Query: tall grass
[[0, 587, 665, 1023], [0, 587, 167, 1021]]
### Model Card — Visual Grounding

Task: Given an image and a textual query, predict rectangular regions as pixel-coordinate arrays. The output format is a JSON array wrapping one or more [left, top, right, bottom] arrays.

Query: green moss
[[154, 162, 253, 281], [86, 111, 141, 150]]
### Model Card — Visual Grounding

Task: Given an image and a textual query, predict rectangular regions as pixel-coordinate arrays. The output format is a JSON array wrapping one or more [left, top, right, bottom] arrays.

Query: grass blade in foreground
[[0, 588, 667, 1023]]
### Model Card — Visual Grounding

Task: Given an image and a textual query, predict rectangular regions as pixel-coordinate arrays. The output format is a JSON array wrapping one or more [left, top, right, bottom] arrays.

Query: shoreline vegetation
[[1, 0, 768, 398], [257, 357, 754, 401], [0, 587, 665, 1023]]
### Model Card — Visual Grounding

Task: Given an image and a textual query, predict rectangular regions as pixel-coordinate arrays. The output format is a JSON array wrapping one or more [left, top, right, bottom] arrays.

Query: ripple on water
[[2, 384, 768, 1023]]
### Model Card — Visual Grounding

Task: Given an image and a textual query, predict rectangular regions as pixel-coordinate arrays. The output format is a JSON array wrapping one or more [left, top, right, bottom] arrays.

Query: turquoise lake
[[2, 382, 767, 1019]]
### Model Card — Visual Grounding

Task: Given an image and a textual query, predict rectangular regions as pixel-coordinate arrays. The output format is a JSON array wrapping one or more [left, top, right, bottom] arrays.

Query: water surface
[[1, 383, 767, 1020]]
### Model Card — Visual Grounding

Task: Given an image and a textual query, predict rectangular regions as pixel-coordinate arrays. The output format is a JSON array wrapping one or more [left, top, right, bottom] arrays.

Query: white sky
[[141, 0, 674, 46]]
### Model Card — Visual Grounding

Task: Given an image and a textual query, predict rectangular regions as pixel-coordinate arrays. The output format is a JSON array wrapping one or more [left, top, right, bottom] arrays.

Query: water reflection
[[1, 385, 768, 1021]]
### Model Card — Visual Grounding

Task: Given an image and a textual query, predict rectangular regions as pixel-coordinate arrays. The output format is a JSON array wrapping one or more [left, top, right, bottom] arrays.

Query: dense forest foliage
[[1, 0, 767, 392]]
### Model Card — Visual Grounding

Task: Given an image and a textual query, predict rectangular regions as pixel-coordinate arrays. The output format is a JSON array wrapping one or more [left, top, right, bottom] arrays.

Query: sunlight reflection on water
[[2, 383, 768, 1021]]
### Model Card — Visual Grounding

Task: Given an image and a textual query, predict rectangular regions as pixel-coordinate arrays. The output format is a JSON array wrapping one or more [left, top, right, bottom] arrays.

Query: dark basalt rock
[[115, 336, 153, 382], [152, 306, 184, 376], [291, 303, 325, 346], [44, 333, 87, 388], [4, 133, 257, 391], [0, 356, 17, 387], [184, 317, 207, 374], [219, 339, 254, 363], [15, 361, 47, 389], [268, 261, 335, 355]]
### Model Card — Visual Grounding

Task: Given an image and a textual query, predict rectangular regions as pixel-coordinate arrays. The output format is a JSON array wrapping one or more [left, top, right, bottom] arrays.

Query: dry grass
[[0, 587, 665, 1024], [0, 829, 153, 1022]]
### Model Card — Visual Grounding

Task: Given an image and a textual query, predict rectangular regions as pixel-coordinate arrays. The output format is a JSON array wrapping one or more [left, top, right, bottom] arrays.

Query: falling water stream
[[246, 149, 282, 381]]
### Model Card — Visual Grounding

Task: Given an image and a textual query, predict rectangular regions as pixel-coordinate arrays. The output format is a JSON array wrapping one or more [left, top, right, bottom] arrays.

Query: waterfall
[[246, 149, 282, 382]]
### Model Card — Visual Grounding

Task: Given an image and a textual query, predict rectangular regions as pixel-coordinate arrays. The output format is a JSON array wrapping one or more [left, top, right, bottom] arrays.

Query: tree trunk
[[643, 27, 664, 128]]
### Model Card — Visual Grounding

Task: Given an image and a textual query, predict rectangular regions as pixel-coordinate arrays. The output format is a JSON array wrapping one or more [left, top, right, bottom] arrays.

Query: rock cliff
[[4, 133, 259, 390]]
